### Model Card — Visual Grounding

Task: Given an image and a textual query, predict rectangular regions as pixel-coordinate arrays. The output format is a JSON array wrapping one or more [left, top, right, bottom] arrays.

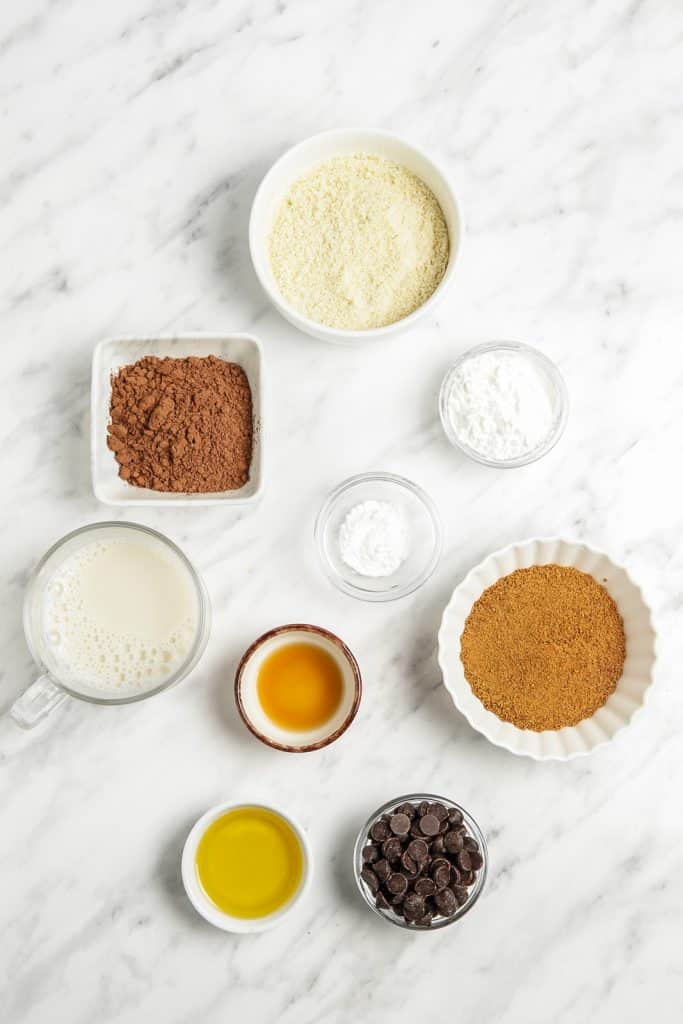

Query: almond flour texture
[[268, 154, 450, 330]]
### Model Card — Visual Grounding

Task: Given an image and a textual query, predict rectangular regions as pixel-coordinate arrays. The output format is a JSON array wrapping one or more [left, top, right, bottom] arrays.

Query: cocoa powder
[[107, 355, 253, 493]]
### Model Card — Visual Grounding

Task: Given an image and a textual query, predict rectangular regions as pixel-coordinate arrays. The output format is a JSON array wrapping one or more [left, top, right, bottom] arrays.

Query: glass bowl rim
[[353, 792, 489, 931]]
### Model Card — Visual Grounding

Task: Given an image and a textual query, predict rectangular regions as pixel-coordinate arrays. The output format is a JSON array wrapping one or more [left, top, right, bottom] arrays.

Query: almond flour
[[268, 154, 450, 331]]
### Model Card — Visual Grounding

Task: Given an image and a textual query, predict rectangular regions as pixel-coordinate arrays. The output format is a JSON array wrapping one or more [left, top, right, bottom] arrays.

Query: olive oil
[[256, 641, 343, 731], [196, 807, 303, 919]]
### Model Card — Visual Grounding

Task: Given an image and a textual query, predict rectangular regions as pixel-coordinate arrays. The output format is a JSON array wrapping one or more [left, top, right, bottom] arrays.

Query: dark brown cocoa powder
[[107, 355, 253, 493]]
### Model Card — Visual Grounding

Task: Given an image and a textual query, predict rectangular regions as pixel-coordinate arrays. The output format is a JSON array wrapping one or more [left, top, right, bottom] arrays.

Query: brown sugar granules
[[107, 355, 253, 493], [460, 565, 626, 731]]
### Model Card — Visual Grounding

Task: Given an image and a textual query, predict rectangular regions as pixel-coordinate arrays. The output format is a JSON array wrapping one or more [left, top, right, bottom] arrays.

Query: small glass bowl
[[353, 793, 488, 931], [314, 472, 442, 602], [439, 341, 569, 468]]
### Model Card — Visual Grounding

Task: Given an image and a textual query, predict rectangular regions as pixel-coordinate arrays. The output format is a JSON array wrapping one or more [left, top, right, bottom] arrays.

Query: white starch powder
[[338, 500, 409, 578], [447, 350, 554, 461]]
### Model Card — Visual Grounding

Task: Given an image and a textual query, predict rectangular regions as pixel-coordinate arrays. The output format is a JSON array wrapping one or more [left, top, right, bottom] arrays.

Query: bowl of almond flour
[[249, 130, 462, 343]]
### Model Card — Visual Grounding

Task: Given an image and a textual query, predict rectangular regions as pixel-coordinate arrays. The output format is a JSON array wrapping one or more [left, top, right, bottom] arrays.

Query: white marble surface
[[1, 1, 682, 1021]]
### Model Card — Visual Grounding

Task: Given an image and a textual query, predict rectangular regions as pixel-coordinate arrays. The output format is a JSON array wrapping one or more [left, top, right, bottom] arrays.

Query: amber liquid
[[257, 641, 343, 731]]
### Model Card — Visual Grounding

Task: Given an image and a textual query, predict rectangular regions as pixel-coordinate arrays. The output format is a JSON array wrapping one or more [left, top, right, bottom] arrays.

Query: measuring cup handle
[[10, 676, 67, 729]]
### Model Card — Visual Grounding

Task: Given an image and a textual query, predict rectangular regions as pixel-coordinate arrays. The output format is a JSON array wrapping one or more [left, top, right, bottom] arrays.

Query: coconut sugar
[[268, 154, 450, 331]]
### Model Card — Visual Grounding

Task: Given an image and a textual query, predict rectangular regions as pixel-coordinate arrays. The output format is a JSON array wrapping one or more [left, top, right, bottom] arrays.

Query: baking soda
[[338, 500, 409, 578]]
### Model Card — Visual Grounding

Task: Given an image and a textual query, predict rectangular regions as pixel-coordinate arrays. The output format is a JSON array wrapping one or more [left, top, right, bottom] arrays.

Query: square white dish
[[91, 334, 264, 506]]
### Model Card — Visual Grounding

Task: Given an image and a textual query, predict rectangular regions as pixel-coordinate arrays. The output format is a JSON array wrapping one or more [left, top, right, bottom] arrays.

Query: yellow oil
[[257, 641, 343, 732], [196, 806, 303, 919]]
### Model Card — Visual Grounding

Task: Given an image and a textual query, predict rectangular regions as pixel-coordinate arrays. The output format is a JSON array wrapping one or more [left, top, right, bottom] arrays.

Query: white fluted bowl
[[438, 538, 657, 760]]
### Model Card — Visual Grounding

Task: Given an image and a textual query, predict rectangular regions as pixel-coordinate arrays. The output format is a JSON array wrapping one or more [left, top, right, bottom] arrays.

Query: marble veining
[[1, 1, 683, 1022]]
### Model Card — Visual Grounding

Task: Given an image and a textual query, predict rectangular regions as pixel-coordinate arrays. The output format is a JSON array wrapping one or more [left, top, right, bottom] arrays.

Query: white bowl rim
[[248, 127, 464, 343], [437, 536, 659, 761], [181, 800, 313, 932]]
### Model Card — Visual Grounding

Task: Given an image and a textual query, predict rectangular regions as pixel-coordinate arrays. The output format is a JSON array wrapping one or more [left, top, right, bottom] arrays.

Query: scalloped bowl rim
[[437, 537, 658, 761]]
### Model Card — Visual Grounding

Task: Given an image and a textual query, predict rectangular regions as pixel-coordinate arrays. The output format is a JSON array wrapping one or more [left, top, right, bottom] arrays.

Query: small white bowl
[[438, 341, 569, 468], [315, 472, 442, 602], [249, 129, 463, 344], [91, 334, 264, 506], [438, 538, 657, 760], [181, 801, 313, 933], [235, 624, 362, 752]]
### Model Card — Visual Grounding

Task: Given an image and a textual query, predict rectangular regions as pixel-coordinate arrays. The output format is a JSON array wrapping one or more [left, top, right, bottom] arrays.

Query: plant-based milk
[[41, 533, 199, 697]]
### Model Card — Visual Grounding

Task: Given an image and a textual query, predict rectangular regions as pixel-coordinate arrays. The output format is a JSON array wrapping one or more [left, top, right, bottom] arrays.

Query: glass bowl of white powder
[[315, 472, 442, 601], [439, 341, 568, 468]]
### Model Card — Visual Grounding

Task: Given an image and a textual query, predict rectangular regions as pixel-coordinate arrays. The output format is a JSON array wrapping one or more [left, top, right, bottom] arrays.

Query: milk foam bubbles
[[41, 534, 200, 697]]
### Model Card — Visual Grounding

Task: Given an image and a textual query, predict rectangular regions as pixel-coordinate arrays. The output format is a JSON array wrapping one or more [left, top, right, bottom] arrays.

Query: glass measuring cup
[[11, 521, 211, 729]]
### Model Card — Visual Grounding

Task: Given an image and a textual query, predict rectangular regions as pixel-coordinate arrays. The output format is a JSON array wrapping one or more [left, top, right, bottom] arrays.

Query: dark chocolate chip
[[463, 836, 479, 852], [444, 830, 464, 854], [429, 802, 449, 821], [468, 851, 484, 871], [360, 867, 379, 893], [419, 814, 440, 837], [457, 850, 472, 872], [430, 835, 446, 855], [451, 885, 469, 906], [434, 887, 457, 916], [362, 844, 380, 863], [389, 813, 411, 837], [447, 807, 464, 825], [416, 912, 433, 927], [370, 820, 391, 843], [395, 803, 416, 820], [418, 801, 430, 817], [375, 857, 391, 882], [382, 837, 403, 864], [375, 891, 391, 911], [433, 863, 451, 890], [386, 873, 408, 896], [406, 838, 429, 863], [401, 851, 418, 875], [430, 857, 450, 875], [403, 894, 426, 920], [460, 870, 475, 886], [414, 877, 437, 897]]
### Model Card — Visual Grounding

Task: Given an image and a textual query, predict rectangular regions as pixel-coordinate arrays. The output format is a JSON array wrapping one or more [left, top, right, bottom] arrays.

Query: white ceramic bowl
[[91, 334, 264, 506], [234, 624, 362, 752], [249, 129, 462, 344], [438, 538, 657, 760], [181, 801, 313, 933]]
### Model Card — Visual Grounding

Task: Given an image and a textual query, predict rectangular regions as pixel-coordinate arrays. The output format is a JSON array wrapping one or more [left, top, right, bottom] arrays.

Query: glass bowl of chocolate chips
[[354, 793, 488, 930]]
